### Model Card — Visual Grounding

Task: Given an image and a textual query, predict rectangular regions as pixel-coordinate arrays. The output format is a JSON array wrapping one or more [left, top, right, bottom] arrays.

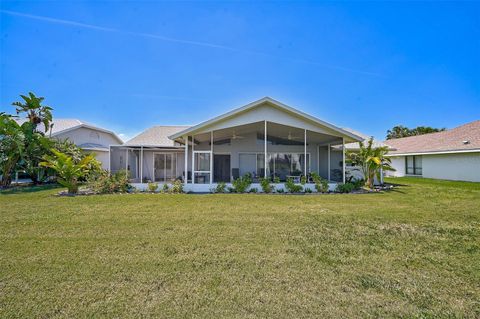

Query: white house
[[41, 119, 123, 170], [385, 120, 480, 182], [109, 97, 364, 192]]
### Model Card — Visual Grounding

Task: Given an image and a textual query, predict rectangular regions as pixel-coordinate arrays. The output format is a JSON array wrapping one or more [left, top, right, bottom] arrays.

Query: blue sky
[[1, 1, 479, 141]]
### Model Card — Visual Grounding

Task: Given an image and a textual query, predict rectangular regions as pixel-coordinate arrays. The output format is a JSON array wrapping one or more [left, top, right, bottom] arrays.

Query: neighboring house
[[17, 119, 123, 170], [110, 97, 364, 192], [384, 120, 480, 182], [48, 119, 123, 169]]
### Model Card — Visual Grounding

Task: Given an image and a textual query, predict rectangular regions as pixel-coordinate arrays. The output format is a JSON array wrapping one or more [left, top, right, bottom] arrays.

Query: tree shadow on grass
[[0, 184, 62, 195]]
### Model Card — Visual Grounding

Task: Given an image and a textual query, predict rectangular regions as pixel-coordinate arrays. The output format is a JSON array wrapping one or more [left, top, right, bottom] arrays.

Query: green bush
[[273, 176, 280, 183], [311, 172, 329, 193], [162, 183, 170, 193], [276, 188, 285, 193], [232, 174, 252, 193], [171, 179, 184, 193], [146, 182, 158, 192], [336, 182, 355, 193], [259, 177, 273, 193], [249, 187, 258, 193], [87, 170, 130, 194], [215, 182, 227, 193], [300, 175, 307, 185], [352, 179, 365, 190], [285, 177, 303, 193]]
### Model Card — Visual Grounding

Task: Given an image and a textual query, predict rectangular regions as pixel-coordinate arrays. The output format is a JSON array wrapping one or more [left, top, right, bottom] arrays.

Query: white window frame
[[193, 150, 212, 183]]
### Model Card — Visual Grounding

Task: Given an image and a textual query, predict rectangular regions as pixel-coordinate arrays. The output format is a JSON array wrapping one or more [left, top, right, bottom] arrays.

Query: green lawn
[[1, 178, 479, 318]]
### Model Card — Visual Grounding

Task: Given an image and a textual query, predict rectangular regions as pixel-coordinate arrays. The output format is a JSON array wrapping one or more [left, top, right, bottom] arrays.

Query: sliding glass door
[[154, 153, 177, 182]]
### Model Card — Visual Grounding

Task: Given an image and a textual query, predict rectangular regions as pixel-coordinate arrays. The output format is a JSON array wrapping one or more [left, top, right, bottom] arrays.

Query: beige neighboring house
[[385, 120, 480, 182], [27, 119, 123, 170]]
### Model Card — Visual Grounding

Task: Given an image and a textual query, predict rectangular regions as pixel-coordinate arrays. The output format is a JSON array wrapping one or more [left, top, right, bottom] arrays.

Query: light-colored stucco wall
[[54, 127, 119, 147], [55, 127, 120, 170], [423, 153, 480, 182], [388, 153, 480, 182], [93, 151, 110, 170], [387, 156, 406, 177]]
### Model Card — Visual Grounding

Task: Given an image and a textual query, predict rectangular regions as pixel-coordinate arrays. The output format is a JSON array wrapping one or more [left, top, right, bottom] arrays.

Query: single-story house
[[385, 120, 480, 182], [109, 97, 365, 192], [17, 119, 123, 170]]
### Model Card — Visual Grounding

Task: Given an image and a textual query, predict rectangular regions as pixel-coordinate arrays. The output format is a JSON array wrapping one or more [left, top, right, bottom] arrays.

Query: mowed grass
[[1, 178, 479, 318]]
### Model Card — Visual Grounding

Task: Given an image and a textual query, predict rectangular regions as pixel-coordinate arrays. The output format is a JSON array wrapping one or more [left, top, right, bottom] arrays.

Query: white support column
[[108, 146, 111, 173], [304, 129, 307, 176], [184, 136, 188, 184], [125, 148, 129, 179], [210, 131, 213, 184], [191, 135, 195, 184], [140, 146, 143, 183], [327, 143, 331, 181], [264, 121, 267, 178], [342, 138, 346, 184]]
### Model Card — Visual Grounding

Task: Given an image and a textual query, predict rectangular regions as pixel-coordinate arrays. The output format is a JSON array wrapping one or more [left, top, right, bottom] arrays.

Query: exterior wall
[[54, 127, 120, 147], [93, 151, 110, 170], [55, 127, 121, 170], [423, 153, 480, 182], [387, 153, 480, 182], [387, 156, 406, 177]]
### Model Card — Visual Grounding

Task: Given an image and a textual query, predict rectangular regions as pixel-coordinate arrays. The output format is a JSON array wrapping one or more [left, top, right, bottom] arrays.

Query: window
[[406, 155, 422, 175]]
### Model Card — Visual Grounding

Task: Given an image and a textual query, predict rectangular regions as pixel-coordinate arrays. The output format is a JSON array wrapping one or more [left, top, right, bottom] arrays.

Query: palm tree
[[12, 92, 53, 132], [12, 92, 54, 183], [347, 137, 395, 189]]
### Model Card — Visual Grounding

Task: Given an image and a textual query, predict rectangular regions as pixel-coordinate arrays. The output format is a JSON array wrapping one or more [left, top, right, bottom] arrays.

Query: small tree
[[0, 114, 24, 186], [347, 137, 395, 189], [40, 149, 99, 194], [12, 93, 54, 183]]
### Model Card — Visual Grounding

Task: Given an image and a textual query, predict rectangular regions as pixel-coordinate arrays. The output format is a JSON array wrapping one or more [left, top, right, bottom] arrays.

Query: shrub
[[249, 187, 258, 193], [215, 182, 227, 193], [171, 179, 184, 193], [311, 172, 329, 193], [352, 179, 365, 190], [285, 177, 303, 193], [305, 187, 313, 193], [273, 176, 280, 183], [336, 182, 355, 193], [259, 177, 273, 193], [146, 182, 158, 192], [40, 149, 100, 194], [276, 188, 285, 193], [162, 183, 170, 193], [87, 170, 130, 194], [232, 174, 252, 193], [300, 175, 307, 185]]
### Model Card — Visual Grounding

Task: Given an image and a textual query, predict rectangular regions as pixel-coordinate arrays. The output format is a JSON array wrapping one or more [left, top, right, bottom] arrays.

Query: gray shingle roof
[[125, 126, 190, 147]]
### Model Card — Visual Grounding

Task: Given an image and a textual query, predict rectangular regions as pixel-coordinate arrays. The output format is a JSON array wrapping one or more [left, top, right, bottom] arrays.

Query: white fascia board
[[386, 149, 480, 157]]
